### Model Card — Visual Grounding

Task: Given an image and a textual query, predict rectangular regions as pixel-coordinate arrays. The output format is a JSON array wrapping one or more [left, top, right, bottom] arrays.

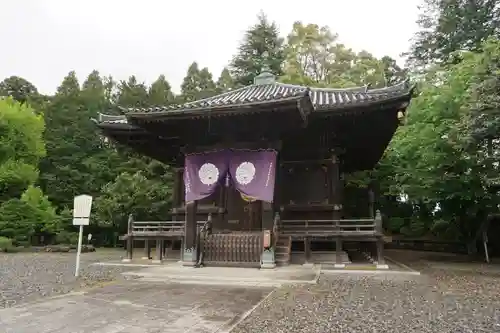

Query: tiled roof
[[122, 83, 308, 115], [97, 78, 413, 125], [309, 80, 411, 110], [120, 79, 412, 116], [97, 113, 127, 124]]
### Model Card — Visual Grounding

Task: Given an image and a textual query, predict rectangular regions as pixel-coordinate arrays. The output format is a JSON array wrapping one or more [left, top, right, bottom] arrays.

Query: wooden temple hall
[[94, 67, 414, 269]]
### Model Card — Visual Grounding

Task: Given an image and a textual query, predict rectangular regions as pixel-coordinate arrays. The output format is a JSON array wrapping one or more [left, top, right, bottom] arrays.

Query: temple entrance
[[224, 185, 262, 232]]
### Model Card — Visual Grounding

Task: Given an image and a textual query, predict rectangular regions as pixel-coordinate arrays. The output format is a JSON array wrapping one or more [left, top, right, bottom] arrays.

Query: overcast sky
[[1, 0, 421, 94]]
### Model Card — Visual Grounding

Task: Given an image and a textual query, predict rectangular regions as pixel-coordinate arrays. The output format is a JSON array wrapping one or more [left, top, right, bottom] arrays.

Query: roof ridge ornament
[[254, 51, 276, 85]]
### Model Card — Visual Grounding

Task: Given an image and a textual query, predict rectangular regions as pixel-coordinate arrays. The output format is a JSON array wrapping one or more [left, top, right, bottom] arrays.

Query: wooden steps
[[275, 236, 292, 266]]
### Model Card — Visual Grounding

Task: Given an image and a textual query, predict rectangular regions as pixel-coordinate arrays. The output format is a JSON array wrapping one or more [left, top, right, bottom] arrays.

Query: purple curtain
[[228, 150, 277, 203], [184, 151, 228, 202]]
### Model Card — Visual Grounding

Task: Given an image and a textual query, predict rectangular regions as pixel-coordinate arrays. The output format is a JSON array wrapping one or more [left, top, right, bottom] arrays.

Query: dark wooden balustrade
[[124, 220, 206, 238], [279, 218, 381, 237]]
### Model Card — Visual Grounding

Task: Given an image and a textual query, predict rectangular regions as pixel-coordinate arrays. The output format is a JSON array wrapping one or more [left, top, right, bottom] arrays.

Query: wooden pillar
[[172, 168, 183, 207], [262, 202, 273, 230], [304, 238, 311, 264], [329, 154, 343, 217], [123, 214, 133, 262], [183, 201, 198, 266], [335, 237, 344, 268], [163, 240, 172, 258], [376, 239, 386, 266], [368, 188, 375, 219], [170, 169, 183, 262], [374, 210, 388, 269], [153, 238, 163, 263], [330, 154, 344, 268], [217, 181, 227, 231], [142, 239, 151, 260]]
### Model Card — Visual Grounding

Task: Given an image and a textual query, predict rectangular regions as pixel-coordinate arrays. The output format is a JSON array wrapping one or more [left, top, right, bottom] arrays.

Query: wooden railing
[[125, 215, 206, 237], [279, 210, 383, 237]]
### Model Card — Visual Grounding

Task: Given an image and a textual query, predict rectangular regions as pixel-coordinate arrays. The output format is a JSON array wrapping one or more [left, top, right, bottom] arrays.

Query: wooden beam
[[182, 140, 282, 153]]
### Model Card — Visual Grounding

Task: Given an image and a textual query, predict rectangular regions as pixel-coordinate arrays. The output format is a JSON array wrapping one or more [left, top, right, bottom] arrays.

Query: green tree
[[0, 199, 40, 242], [406, 0, 500, 70], [0, 76, 39, 104], [115, 76, 149, 107], [180, 62, 216, 102], [56, 71, 80, 97], [0, 98, 45, 201], [388, 38, 500, 251], [216, 67, 235, 93], [39, 71, 116, 209], [281, 22, 397, 88], [94, 161, 173, 233], [148, 74, 175, 105], [81, 70, 106, 113], [0, 99, 47, 242], [198, 68, 217, 98], [381, 56, 408, 85], [348, 50, 386, 88], [282, 22, 342, 86], [20, 185, 61, 233], [230, 12, 285, 86]]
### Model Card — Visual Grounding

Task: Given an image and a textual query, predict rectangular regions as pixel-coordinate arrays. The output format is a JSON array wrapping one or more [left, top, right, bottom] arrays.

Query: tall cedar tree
[[230, 13, 285, 87], [216, 67, 235, 93], [148, 75, 175, 105], [180, 62, 216, 102]]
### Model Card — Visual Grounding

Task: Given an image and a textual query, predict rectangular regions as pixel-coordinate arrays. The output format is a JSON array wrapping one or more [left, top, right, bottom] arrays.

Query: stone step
[[275, 245, 290, 253], [275, 254, 290, 260], [138, 277, 285, 287], [290, 251, 352, 264], [276, 254, 291, 266]]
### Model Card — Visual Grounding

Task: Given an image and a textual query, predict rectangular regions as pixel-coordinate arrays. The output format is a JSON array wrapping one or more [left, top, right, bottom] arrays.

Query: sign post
[[73, 194, 93, 277]]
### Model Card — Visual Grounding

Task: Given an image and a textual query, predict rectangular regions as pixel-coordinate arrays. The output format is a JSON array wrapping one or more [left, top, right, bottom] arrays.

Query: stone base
[[183, 248, 196, 266], [121, 258, 132, 263], [302, 263, 314, 268], [334, 263, 346, 268], [152, 260, 163, 264], [141, 256, 151, 260], [182, 261, 196, 267], [260, 263, 276, 269], [376, 264, 389, 269]]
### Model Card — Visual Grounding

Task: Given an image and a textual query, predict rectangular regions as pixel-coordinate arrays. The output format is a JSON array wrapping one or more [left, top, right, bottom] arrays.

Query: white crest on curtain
[[235, 161, 256, 185], [198, 163, 219, 185]]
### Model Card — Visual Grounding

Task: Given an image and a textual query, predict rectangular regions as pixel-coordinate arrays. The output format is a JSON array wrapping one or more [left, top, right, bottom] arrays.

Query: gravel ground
[[234, 262, 500, 332], [3, 249, 500, 332], [0, 249, 140, 308]]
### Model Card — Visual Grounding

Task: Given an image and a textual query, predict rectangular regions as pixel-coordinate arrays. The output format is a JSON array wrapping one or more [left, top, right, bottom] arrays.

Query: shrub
[[0, 199, 39, 240], [0, 236, 13, 252], [54, 231, 79, 245]]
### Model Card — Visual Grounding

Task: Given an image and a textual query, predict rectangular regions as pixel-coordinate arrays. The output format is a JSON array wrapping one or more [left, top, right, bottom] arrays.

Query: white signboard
[[73, 195, 93, 226], [72, 194, 93, 277]]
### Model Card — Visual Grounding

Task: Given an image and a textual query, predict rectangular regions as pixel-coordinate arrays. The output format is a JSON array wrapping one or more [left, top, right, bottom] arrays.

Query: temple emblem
[[235, 161, 256, 185], [198, 163, 219, 185]]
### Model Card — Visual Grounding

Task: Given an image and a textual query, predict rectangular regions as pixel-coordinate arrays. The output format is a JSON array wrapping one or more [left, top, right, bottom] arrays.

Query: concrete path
[[0, 281, 273, 333], [118, 264, 320, 287]]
